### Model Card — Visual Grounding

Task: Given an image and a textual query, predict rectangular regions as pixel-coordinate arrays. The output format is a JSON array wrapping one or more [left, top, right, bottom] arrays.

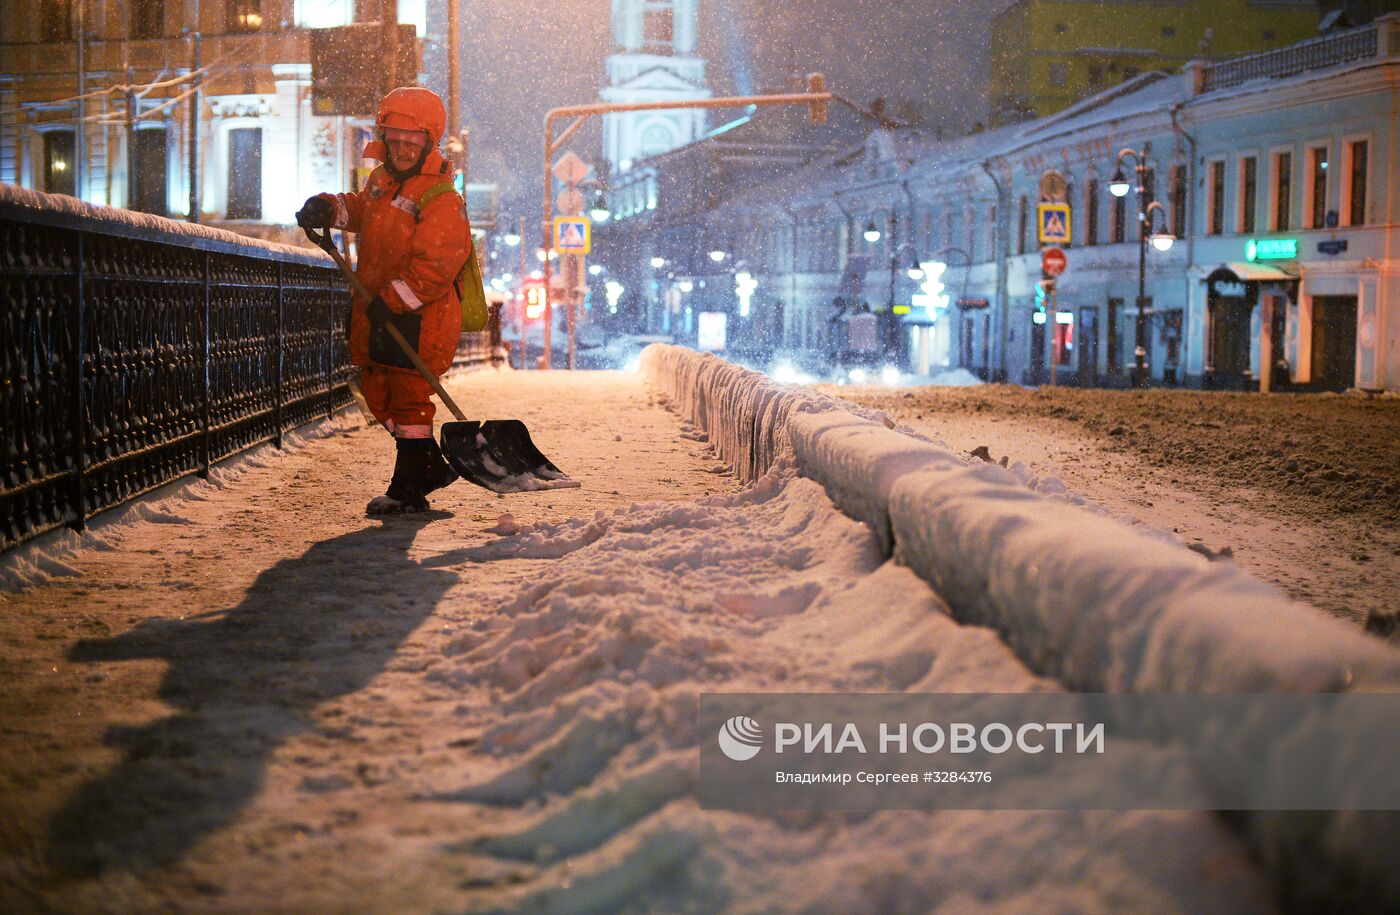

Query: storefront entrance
[[1207, 281, 1255, 389], [1204, 264, 1298, 391], [1310, 295, 1358, 391], [1078, 306, 1099, 386]]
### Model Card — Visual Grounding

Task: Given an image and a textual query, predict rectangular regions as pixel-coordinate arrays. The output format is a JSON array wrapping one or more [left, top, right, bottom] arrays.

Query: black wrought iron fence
[[1, 188, 353, 553], [452, 301, 508, 370]]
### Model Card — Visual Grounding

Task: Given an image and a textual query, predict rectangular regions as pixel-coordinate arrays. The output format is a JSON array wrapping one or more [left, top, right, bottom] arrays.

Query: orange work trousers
[[358, 366, 436, 438]]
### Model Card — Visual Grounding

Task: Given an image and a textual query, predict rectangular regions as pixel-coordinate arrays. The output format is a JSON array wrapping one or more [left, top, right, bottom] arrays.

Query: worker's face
[[383, 127, 429, 172]]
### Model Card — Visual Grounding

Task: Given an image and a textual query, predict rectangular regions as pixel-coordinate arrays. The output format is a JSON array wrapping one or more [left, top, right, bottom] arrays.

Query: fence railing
[[451, 301, 509, 370], [1200, 22, 1380, 93], [1, 186, 353, 553]]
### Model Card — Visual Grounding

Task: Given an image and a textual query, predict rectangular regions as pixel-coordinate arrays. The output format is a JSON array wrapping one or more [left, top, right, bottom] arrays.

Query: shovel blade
[[440, 420, 578, 493]]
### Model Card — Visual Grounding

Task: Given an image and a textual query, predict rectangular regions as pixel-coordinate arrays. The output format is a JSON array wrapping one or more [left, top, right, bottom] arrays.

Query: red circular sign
[[1042, 247, 1067, 277]]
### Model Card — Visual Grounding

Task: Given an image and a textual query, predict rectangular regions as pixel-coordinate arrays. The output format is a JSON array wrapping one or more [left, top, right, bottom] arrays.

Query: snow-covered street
[[0, 364, 1393, 912]]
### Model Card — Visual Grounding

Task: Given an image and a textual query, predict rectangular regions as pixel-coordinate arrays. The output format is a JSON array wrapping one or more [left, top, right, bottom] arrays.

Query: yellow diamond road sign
[[554, 216, 591, 254], [1038, 203, 1072, 245]]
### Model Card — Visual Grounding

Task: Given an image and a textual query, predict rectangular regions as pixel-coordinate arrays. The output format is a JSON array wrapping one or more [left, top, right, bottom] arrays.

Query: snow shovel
[[304, 226, 576, 493]]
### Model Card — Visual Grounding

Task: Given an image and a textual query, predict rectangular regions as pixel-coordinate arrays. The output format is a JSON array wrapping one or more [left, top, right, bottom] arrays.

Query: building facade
[[594, 15, 1400, 392], [989, 0, 1319, 125], [0, 0, 429, 242], [600, 0, 711, 177]]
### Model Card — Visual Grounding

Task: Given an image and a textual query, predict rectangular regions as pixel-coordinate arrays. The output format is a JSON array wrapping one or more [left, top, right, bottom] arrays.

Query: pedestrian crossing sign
[[554, 216, 591, 254], [1037, 203, 1071, 245]]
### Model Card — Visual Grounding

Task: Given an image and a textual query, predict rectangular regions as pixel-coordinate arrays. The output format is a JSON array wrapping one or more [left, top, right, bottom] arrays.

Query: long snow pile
[[642, 343, 1400, 909], [641, 344, 1400, 693]]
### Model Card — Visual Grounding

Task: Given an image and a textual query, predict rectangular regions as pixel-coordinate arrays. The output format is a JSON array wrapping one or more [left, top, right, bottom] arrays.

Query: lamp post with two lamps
[[886, 241, 923, 369], [1108, 147, 1176, 388]]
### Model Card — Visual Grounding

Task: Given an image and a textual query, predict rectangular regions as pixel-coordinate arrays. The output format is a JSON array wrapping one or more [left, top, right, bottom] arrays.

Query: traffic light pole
[[518, 214, 529, 370], [540, 83, 832, 368]]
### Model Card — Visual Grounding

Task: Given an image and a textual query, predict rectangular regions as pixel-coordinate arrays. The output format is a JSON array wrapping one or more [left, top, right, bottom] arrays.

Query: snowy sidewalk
[[1, 369, 1274, 912]]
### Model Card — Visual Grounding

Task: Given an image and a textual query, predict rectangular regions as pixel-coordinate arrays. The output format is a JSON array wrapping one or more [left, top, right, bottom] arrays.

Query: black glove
[[365, 295, 394, 326], [366, 296, 422, 369], [295, 195, 334, 229]]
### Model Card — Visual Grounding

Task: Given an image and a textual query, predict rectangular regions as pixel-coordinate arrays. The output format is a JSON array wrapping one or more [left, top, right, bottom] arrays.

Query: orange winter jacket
[[321, 147, 471, 376]]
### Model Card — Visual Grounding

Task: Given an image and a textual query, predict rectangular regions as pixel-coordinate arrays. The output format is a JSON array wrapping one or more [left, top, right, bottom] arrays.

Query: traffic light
[[806, 73, 827, 125], [523, 280, 546, 320], [915, 261, 947, 318], [1034, 280, 1052, 323]]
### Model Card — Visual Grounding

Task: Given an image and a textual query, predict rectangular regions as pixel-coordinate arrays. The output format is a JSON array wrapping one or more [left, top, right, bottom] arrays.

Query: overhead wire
[[0, 63, 219, 119], [0, 34, 271, 125]]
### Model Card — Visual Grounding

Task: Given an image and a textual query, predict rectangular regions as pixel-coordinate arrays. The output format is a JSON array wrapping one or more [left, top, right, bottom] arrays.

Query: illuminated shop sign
[[1245, 238, 1297, 262]]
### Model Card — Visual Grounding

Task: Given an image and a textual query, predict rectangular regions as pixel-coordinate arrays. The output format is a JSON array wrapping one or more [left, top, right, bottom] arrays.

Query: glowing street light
[[1149, 203, 1176, 251], [735, 271, 758, 318], [604, 280, 625, 314], [588, 263, 604, 276], [589, 188, 611, 223], [1108, 167, 1132, 198], [650, 256, 666, 269], [863, 219, 882, 243], [503, 228, 521, 246], [708, 249, 726, 263]]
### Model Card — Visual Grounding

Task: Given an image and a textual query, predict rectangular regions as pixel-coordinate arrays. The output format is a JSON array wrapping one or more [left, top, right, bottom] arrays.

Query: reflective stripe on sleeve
[[391, 279, 425, 312], [390, 196, 421, 219], [333, 196, 348, 228]]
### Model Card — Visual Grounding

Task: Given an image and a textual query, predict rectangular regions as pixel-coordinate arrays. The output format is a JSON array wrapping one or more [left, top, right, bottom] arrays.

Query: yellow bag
[[419, 180, 490, 333], [457, 243, 490, 333]]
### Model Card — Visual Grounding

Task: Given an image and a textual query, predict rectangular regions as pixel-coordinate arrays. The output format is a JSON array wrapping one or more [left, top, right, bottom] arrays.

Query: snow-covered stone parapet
[[639, 344, 885, 483], [647, 344, 1400, 694], [787, 410, 970, 557], [886, 450, 1400, 693], [0, 182, 333, 266]]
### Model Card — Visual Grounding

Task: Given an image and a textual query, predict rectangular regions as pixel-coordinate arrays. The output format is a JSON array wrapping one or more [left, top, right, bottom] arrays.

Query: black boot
[[419, 437, 459, 495], [366, 438, 436, 515]]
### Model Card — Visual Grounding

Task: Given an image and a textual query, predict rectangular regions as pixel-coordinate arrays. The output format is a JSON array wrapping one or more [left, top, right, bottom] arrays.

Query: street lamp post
[[1109, 146, 1176, 389], [887, 242, 923, 309], [503, 214, 529, 368], [886, 241, 921, 366], [648, 256, 666, 333]]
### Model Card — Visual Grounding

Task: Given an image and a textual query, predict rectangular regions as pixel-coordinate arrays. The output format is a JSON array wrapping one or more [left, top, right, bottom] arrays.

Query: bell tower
[[601, 0, 711, 175]]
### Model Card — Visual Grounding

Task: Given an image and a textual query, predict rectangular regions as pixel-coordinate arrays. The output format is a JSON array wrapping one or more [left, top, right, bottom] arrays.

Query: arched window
[[637, 122, 676, 159]]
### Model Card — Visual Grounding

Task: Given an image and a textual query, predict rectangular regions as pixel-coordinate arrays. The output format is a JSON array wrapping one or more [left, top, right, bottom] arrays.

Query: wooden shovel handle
[[304, 226, 468, 422]]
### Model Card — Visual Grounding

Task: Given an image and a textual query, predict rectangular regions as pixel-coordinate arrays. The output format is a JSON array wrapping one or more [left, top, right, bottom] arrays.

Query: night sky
[[451, 0, 1014, 213]]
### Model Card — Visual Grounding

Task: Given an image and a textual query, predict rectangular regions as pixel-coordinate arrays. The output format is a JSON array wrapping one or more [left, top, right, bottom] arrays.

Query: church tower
[[600, 0, 711, 176]]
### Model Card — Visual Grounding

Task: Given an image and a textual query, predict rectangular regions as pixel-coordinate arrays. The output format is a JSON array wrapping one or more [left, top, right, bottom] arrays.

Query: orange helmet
[[375, 87, 446, 146]]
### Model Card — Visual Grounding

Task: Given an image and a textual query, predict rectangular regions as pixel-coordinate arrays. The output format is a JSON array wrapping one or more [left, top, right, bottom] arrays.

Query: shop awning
[[1204, 262, 1300, 283]]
